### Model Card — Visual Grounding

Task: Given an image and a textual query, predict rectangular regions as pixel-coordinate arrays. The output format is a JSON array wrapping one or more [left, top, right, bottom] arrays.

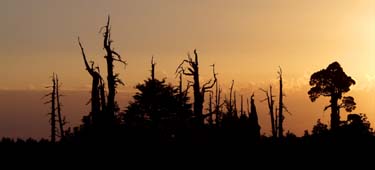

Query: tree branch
[[78, 37, 95, 75]]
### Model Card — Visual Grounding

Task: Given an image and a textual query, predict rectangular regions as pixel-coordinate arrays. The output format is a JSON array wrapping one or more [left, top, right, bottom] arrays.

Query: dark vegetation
[[1, 17, 374, 148]]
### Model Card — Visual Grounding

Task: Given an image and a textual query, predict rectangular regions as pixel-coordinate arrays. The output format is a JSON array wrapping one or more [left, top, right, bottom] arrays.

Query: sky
[[0, 0, 375, 139]]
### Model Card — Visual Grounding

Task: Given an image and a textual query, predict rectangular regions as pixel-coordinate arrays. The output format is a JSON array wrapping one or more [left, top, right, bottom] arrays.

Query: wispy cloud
[[346, 74, 375, 92]]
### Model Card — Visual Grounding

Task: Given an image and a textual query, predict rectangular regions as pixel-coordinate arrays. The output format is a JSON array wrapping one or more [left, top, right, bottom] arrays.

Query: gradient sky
[[1, 0, 375, 139]]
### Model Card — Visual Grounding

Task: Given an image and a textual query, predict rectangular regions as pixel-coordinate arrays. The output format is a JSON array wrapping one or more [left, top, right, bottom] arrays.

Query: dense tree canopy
[[124, 78, 192, 129], [308, 62, 355, 101], [308, 61, 356, 129]]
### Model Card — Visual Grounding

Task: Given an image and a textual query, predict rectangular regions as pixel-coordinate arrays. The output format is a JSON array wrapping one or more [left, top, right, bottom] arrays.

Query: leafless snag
[[176, 49, 216, 125], [151, 56, 156, 80], [278, 67, 284, 138], [78, 37, 105, 124], [44, 73, 67, 142], [260, 86, 277, 139], [277, 67, 290, 139], [102, 16, 126, 122], [43, 73, 57, 143], [225, 80, 235, 117], [55, 75, 65, 139]]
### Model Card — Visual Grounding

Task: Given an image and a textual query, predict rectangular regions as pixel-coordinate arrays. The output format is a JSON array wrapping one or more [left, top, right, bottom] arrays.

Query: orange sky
[[0, 0, 375, 139]]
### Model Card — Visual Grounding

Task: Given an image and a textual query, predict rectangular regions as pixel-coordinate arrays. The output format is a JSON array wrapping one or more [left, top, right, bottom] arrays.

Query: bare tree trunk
[[102, 16, 126, 123], [278, 67, 284, 139], [51, 74, 56, 143], [55, 75, 64, 139], [250, 94, 260, 139], [104, 18, 115, 122], [215, 82, 221, 125], [151, 56, 155, 81], [330, 95, 340, 130], [78, 38, 102, 124], [176, 50, 216, 125], [261, 86, 276, 138], [228, 80, 234, 116], [192, 51, 202, 122]]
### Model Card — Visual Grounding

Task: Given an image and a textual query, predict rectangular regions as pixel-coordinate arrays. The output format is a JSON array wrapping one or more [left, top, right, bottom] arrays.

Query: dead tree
[[260, 86, 277, 139], [102, 16, 126, 122], [176, 49, 216, 125], [278, 67, 283, 138], [205, 66, 219, 126], [43, 73, 57, 143], [208, 64, 222, 125], [55, 75, 65, 139], [44, 73, 67, 142], [51, 74, 56, 143], [78, 38, 104, 124], [215, 86, 223, 125], [249, 94, 261, 139], [151, 56, 155, 81], [226, 80, 235, 116], [277, 67, 290, 139]]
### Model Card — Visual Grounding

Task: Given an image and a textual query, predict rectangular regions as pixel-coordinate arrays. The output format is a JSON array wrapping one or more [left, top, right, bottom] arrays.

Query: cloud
[[366, 74, 375, 82], [351, 74, 375, 92]]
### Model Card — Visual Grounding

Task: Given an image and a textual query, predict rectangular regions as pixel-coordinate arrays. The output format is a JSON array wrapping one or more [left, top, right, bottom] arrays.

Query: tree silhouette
[[225, 80, 235, 118], [176, 49, 216, 126], [124, 57, 192, 131], [337, 96, 356, 113], [214, 66, 223, 126], [28, 16, 375, 145], [308, 61, 356, 129], [249, 94, 261, 140], [312, 119, 329, 136], [102, 16, 126, 124], [55, 75, 66, 139], [43, 73, 66, 142], [47, 73, 56, 143], [260, 86, 277, 138], [77, 16, 125, 128], [78, 38, 106, 125], [339, 113, 373, 138], [277, 67, 284, 139]]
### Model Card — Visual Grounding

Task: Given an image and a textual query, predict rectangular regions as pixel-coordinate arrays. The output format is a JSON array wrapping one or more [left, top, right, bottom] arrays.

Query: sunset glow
[[0, 0, 375, 139]]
